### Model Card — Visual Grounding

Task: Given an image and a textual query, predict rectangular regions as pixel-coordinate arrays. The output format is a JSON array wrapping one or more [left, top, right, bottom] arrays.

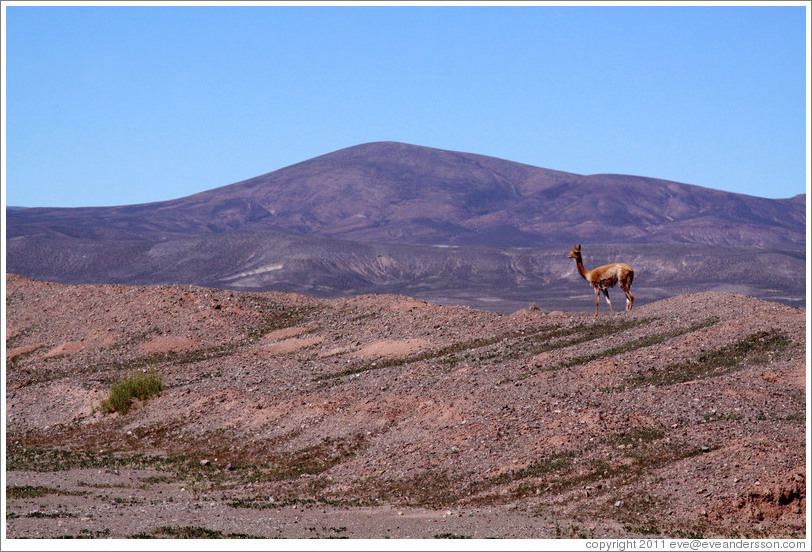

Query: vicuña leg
[[621, 270, 634, 311], [602, 288, 614, 314], [594, 288, 600, 317], [621, 283, 633, 311]]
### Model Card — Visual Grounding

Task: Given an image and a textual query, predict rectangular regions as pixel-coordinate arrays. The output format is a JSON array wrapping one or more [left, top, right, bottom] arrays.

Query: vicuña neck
[[575, 256, 589, 280]]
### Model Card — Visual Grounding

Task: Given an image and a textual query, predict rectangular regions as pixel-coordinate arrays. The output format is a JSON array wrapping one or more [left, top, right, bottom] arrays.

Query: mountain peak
[[6, 142, 805, 311], [7, 142, 805, 249]]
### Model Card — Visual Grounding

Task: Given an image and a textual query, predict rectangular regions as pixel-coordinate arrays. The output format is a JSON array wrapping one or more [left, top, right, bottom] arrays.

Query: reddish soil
[[4, 274, 807, 539]]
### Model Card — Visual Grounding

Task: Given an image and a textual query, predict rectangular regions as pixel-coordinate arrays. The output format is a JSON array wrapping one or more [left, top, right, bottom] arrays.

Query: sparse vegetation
[[7, 511, 77, 519], [266, 434, 367, 480], [627, 328, 791, 388], [358, 469, 464, 508], [528, 317, 719, 378], [6, 485, 86, 499], [320, 317, 654, 384], [6, 443, 177, 472], [493, 451, 576, 486], [611, 427, 665, 447], [226, 496, 317, 510], [779, 412, 806, 425], [148, 526, 256, 539], [508, 317, 647, 361], [98, 370, 163, 414], [316, 328, 542, 382]]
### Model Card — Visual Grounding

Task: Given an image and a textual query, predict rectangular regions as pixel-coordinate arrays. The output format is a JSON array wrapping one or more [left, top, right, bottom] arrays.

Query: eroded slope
[[5, 275, 806, 538]]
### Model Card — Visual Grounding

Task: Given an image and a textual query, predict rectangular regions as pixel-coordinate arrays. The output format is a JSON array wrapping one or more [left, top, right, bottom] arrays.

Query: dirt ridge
[[4, 274, 806, 539]]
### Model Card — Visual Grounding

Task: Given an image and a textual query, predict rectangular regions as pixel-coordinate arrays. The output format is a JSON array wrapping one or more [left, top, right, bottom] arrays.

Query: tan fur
[[568, 244, 634, 317]]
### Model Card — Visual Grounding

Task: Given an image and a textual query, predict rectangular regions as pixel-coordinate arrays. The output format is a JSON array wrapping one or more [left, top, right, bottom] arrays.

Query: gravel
[[5, 274, 806, 539]]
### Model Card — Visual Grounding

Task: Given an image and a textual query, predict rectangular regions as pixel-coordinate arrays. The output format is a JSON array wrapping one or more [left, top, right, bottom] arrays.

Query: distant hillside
[[5, 142, 805, 311]]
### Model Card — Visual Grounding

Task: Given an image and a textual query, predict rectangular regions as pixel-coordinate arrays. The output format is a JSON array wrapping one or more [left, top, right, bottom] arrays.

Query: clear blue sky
[[3, 2, 809, 207]]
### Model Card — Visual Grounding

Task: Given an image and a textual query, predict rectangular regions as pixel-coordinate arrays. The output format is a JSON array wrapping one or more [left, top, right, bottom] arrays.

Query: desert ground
[[4, 274, 806, 540]]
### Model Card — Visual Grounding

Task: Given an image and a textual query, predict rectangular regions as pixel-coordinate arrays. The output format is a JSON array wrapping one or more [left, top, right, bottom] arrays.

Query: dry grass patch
[[98, 370, 163, 414]]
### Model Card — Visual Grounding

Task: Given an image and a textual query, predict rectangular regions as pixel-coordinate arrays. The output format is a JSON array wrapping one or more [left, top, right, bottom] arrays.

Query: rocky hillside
[[6, 231, 805, 314], [5, 275, 805, 538]]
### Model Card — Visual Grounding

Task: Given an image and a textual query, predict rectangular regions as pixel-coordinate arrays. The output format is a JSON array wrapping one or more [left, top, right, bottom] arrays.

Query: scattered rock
[[4, 275, 805, 538]]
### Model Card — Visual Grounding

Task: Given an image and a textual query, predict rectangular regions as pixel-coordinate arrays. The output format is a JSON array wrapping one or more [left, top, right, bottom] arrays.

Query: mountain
[[8, 142, 805, 247], [5, 142, 806, 311]]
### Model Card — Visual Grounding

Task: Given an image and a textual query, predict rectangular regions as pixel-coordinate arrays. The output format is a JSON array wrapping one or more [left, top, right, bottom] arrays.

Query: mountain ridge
[[8, 141, 805, 247], [5, 141, 806, 311]]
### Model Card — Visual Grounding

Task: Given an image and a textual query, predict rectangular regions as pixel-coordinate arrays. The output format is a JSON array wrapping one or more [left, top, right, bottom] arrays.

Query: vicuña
[[567, 244, 634, 317]]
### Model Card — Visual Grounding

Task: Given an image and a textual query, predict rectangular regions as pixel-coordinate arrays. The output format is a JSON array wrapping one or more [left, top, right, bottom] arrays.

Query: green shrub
[[99, 370, 163, 414]]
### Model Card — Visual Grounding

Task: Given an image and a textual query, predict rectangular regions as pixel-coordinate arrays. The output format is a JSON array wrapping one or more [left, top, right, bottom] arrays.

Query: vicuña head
[[568, 244, 634, 317]]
